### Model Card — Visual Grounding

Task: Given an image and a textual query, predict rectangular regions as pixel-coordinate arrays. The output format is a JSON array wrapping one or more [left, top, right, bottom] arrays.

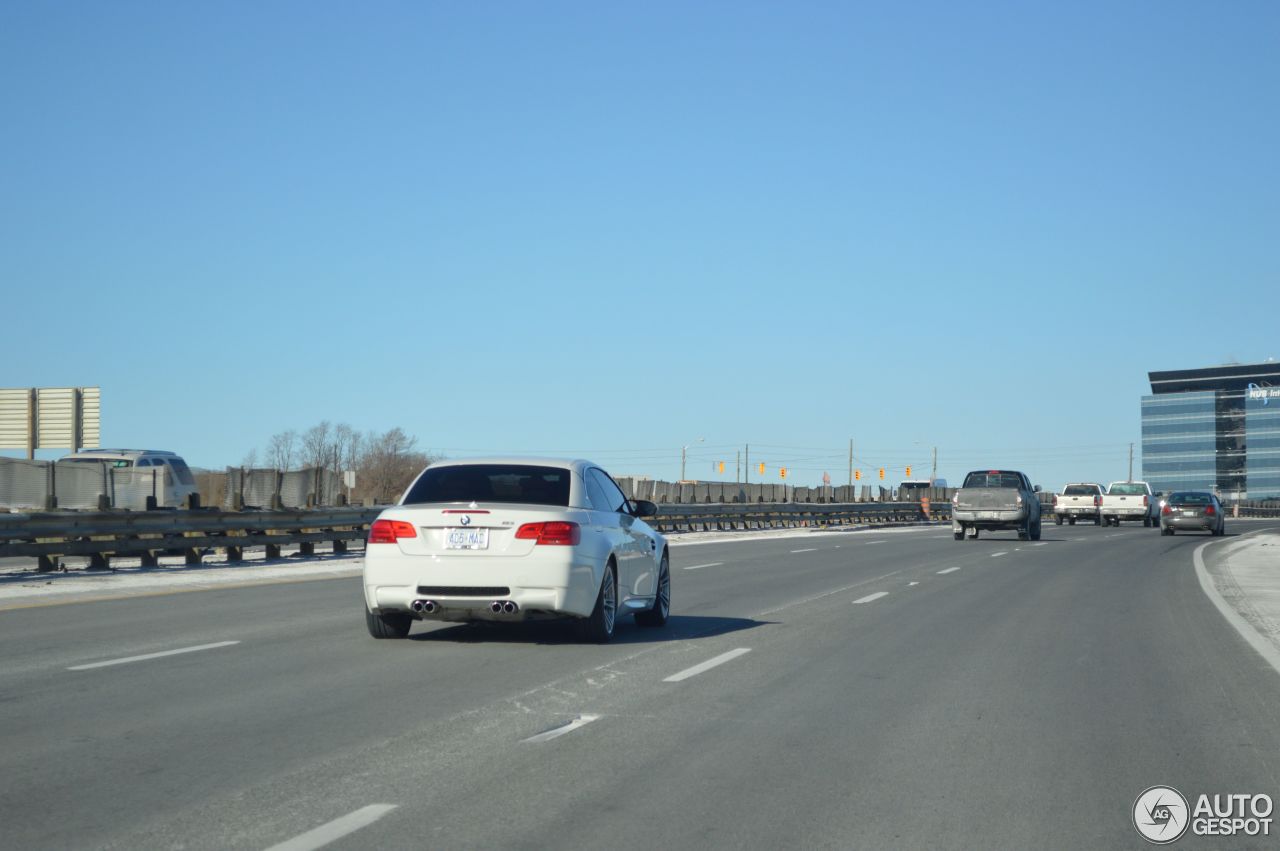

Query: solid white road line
[[1193, 533, 1280, 678], [852, 592, 889, 605], [937, 567, 961, 575], [522, 714, 602, 744], [683, 562, 723, 571], [991, 552, 1007, 558], [67, 641, 241, 671], [264, 804, 398, 851], [790, 548, 818, 553], [664, 648, 752, 682]]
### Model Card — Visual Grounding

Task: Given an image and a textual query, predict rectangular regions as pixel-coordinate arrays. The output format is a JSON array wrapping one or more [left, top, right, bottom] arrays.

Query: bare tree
[[358, 427, 436, 503], [267, 429, 298, 471], [302, 421, 333, 471], [242, 447, 259, 469]]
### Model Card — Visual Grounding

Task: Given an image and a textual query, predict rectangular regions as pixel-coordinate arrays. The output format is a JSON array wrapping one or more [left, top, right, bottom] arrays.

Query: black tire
[[1143, 517, 1151, 528], [1055, 515, 1063, 526], [953, 529, 964, 541], [1068, 517, 1076, 526], [581, 563, 617, 643], [1018, 528, 1029, 541], [636, 551, 670, 628], [1031, 519, 1042, 541], [1166, 527, 1175, 536], [1095, 514, 1103, 526], [365, 607, 412, 639]]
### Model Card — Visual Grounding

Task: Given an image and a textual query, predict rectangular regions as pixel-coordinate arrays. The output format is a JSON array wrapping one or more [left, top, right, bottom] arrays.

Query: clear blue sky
[[3, 1, 1278, 488]]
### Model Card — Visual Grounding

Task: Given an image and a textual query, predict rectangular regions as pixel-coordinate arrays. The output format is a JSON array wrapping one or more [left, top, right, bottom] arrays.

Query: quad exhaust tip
[[489, 600, 520, 615]]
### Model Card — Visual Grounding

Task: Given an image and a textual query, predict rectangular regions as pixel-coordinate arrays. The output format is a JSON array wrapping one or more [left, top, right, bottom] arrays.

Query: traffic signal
[[906, 466, 912, 478], [780, 467, 787, 479], [855, 470, 861, 481], [758, 461, 765, 475], [879, 468, 885, 481], [718, 461, 725, 474]]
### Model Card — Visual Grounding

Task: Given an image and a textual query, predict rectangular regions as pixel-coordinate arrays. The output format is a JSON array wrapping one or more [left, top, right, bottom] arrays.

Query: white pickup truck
[[1053, 483, 1104, 525], [1102, 481, 1159, 527]]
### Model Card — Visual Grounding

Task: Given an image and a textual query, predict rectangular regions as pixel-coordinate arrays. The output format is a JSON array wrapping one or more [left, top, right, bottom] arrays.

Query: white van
[[59, 449, 200, 508]]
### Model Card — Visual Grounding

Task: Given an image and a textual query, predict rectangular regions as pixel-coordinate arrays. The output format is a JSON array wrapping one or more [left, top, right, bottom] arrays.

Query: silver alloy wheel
[[656, 555, 670, 619], [602, 568, 616, 635]]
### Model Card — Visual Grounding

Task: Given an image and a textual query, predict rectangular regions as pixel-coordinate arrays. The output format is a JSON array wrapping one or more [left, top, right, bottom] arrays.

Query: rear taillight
[[1143, 495, 1149, 506], [1052, 494, 1059, 506], [368, 519, 417, 544], [1094, 495, 1102, 506], [515, 521, 580, 545], [1162, 505, 1172, 515], [1205, 505, 1216, 516]]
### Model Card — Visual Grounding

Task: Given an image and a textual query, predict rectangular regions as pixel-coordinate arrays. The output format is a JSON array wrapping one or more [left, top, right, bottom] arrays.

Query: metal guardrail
[[0, 507, 383, 572], [0, 502, 949, 573], [648, 501, 946, 532]]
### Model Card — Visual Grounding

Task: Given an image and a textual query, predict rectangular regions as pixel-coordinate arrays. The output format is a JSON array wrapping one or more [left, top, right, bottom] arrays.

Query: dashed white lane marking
[[991, 552, 1008, 558], [865, 541, 887, 545], [521, 714, 602, 743], [908, 581, 920, 586], [664, 648, 752, 682], [1032, 543, 1047, 547], [853, 592, 889, 605], [937, 567, 961, 575], [683, 562, 723, 571], [68, 641, 241, 671], [263, 804, 398, 851], [790, 548, 818, 553]]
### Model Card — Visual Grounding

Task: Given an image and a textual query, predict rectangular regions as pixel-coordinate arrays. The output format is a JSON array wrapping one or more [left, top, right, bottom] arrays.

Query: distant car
[[951, 469, 1042, 541], [362, 458, 670, 642], [1053, 482, 1104, 526], [1102, 480, 1159, 527], [1159, 491, 1226, 536], [58, 449, 199, 507]]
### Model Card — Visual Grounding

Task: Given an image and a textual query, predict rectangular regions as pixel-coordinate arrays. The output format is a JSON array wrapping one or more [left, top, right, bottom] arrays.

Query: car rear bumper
[[953, 508, 1026, 529], [1055, 507, 1099, 517], [1106, 507, 1148, 518], [1163, 516, 1218, 532], [363, 548, 600, 620]]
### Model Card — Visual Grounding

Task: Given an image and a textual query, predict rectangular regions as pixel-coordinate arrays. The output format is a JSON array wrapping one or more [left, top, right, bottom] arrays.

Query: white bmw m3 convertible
[[362, 458, 670, 642]]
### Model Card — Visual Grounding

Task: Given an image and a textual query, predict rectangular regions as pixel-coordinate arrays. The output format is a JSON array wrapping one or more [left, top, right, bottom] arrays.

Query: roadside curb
[[1194, 529, 1280, 678]]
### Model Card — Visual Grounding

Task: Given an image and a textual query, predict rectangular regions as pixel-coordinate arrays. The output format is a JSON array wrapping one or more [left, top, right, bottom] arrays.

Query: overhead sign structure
[[0, 387, 100, 458]]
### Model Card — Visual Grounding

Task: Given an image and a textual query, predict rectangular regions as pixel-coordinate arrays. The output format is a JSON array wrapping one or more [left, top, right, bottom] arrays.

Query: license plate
[[1182, 510, 1197, 517], [981, 511, 998, 519], [445, 528, 489, 550]]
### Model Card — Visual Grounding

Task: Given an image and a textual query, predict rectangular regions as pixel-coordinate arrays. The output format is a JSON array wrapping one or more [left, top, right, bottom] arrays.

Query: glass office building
[[1142, 362, 1280, 500]]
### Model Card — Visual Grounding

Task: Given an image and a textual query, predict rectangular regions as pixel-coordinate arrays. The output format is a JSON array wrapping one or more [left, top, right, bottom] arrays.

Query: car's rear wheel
[[1068, 517, 1075, 525], [582, 563, 617, 643], [365, 606, 412, 639], [953, 527, 964, 541], [636, 551, 670, 628], [1095, 514, 1103, 526], [1055, 515, 1063, 525], [1143, 517, 1152, 528], [1031, 518, 1042, 541]]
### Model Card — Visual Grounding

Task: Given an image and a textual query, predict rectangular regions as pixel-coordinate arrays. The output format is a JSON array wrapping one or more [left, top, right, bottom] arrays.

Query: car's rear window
[[962, 472, 1023, 489], [402, 465, 571, 506], [1168, 492, 1212, 505], [1064, 485, 1099, 496], [1109, 483, 1147, 495]]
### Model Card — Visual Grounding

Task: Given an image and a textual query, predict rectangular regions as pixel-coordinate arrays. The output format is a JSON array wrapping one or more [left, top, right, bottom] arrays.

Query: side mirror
[[1033, 485, 1042, 493], [631, 499, 658, 518]]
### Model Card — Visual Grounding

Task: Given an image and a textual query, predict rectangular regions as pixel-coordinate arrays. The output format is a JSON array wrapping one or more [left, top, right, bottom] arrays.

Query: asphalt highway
[[2, 521, 1279, 850]]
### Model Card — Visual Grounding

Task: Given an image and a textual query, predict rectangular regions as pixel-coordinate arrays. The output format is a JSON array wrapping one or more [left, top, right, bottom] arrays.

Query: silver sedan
[[1159, 491, 1226, 536]]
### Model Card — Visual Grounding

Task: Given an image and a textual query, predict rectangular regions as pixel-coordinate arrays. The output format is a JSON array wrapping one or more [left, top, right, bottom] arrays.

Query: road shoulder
[[1195, 528, 1280, 676]]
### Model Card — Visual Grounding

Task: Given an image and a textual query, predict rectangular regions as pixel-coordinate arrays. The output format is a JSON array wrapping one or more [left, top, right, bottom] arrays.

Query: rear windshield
[[1109, 483, 1148, 495], [962, 472, 1023, 489], [1064, 485, 1100, 496], [402, 464, 571, 506], [1168, 492, 1212, 505]]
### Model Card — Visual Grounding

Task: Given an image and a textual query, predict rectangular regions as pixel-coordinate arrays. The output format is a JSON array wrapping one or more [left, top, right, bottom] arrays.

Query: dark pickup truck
[[951, 469, 1042, 541]]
